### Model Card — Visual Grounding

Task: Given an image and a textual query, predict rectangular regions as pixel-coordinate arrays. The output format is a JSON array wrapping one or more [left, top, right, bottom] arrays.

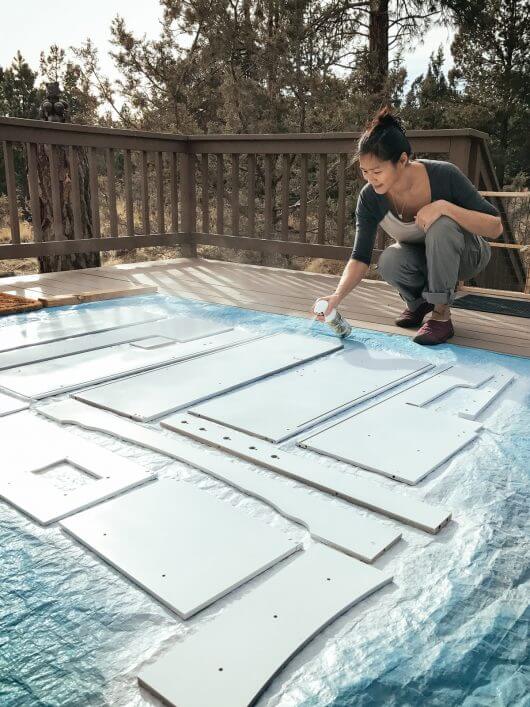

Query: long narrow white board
[[138, 544, 392, 707], [61, 479, 300, 619], [190, 348, 433, 442], [0, 411, 155, 524], [403, 365, 494, 407], [75, 333, 343, 421], [162, 413, 451, 533], [0, 329, 258, 400], [300, 401, 482, 485], [0, 316, 233, 371], [39, 400, 400, 562], [454, 372, 515, 420], [0, 391, 28, 417], [0, 308, 162, 353]]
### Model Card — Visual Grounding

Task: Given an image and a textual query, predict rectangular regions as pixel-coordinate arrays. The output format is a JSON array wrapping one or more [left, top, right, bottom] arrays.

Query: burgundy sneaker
[[413, 318, 455, 345], [395, 302, 434, 328]]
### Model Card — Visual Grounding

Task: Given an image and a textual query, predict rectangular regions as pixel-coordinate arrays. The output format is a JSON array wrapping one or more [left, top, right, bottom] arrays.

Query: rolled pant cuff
[[422, 289, 456, 305]]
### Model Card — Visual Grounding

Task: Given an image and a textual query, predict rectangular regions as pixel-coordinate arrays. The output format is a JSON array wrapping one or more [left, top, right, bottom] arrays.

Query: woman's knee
[[378, 244, 408, 280], [425, 216, 464, 248]]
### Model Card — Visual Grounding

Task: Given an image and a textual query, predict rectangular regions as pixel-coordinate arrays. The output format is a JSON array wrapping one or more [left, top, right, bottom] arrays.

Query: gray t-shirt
[[351, 159, 500, 265]]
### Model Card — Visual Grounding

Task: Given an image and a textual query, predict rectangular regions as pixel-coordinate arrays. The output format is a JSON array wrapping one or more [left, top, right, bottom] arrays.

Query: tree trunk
[[36, 144, 101, 273], [368, 0, 390, 104]]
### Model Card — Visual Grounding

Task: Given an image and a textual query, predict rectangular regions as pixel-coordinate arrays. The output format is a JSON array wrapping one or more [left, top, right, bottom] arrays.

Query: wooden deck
[[1, 258, 529, 358]]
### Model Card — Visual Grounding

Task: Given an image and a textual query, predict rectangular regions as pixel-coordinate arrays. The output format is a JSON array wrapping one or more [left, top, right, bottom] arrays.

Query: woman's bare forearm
[[334, 259, 370, 302], [443, 201, 503, 239]]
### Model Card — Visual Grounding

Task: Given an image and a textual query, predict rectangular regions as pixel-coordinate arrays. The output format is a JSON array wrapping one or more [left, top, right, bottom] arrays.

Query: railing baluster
[[49, 144, 64, 240], [181, 152, 196, 236], [201, 154, 209, 234], [26, 142, 42, 242], [106, 147, 118, 237], [247, 154, 256, 236], [216, 154, 224, 234], [124, 149, 134, 236], [156, 151, 165, 234], [68, 146, 83, 239], [299, 154, 308, 242], [2, 141, 20, 244], [170, 152, 179, 233], [231, 154, 240, 236], [264, 154, 273, 238], [281, 154, 289, 240], [141, 151, 150, 235], [336, 153, 347, 246], [88, 146, 101, 238], [318, 153, 327, 244]]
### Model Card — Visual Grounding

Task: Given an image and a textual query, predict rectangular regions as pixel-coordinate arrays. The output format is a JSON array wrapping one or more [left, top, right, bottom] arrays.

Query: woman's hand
[[312, 294, 341, 321], [415, 200, 448, 231]]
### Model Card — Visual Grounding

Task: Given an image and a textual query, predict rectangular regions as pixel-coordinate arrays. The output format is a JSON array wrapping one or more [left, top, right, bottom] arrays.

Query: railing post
[[181, 148, 198, 257], [448, 136, 472, 178]]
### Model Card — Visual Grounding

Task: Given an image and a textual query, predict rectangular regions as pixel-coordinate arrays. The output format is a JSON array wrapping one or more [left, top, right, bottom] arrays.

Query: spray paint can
[[313, 298, 352, 338]]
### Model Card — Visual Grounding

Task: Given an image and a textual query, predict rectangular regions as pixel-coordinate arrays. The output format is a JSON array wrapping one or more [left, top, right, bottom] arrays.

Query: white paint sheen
[[138, 544, 392, 707], [190, 347, 432, 441], [60, 479, 300, 619], [300, 401, 482, 484], [162, 413, 451, 533], [0, 316, 232, 371], [75, 333, 343, 421], [0, 411, 155, 524], [0, 329, 257, 400], [38, 399, 400, 562]]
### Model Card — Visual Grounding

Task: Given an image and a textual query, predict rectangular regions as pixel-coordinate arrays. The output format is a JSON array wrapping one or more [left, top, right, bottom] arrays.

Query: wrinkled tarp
[[0, 294, 528, 707]]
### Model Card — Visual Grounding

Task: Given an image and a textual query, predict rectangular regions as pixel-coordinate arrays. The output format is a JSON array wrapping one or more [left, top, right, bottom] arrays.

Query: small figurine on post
[[39, 82, 69, 123]]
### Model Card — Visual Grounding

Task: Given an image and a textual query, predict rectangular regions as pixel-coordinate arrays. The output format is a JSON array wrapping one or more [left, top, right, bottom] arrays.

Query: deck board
[[1, 258, 528, 357]]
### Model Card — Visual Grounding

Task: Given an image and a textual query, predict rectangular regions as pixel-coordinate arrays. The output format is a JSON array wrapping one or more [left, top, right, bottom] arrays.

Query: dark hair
[[357, 107, 412, 163]]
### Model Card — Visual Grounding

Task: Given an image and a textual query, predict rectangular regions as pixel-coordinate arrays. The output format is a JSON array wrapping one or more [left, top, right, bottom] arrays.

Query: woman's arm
[[415, 200, 503, 239], [334, 259, 370, 300], [443, 201, 503, 239]]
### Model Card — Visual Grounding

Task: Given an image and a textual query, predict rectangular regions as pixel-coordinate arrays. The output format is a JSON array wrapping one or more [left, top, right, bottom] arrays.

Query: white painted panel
[[0, 391, 28, 417], [403, 365, 494, 407], [0, 316, 232, 371], [138, 544, 392, 707], [130, 336, 176, 349], [0, 411, 155, 524], [300, 402, 482, 485], [0, 329, 256, 400], [161, 413, 451, 533], [191, 348, 432, 442], [0, 308, 161, 353], [75, 333, 343, 421], [455, 372, 515, 420], [38, 400, 400, 562], [61, 479, 300, 619]]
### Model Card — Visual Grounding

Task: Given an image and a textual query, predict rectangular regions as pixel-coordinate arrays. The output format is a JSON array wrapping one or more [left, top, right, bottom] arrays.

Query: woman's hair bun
[[368, 106, 406, 135], [357, 105, 412, 163]]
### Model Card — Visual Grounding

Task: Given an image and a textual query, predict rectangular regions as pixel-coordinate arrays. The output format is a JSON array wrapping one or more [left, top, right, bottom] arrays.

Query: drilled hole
[[223, 436, 231, 440], [271, 454, 279, 459]]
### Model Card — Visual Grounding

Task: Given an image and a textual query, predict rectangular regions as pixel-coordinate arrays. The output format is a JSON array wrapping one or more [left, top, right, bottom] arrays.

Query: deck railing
[[0, 117, 527, 292]]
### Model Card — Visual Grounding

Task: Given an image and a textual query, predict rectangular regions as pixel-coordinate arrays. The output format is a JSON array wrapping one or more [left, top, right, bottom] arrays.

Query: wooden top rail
[[480, 191, 530, 197], [0, 117, 189, 152], [0, 117, 489, 154]]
